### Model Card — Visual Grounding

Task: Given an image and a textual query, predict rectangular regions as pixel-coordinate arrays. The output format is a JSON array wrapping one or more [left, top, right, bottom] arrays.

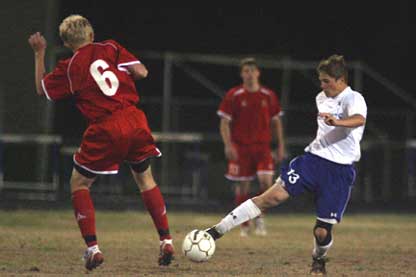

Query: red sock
[[235, 192, 251, 227], [141, 186, 171, 241], [72, 189, 97, 247]]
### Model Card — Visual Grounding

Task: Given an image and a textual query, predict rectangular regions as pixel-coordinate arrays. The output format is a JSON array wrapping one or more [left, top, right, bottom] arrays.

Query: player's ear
[[337, 77, 345, 85], [90, 32, 94, 42]]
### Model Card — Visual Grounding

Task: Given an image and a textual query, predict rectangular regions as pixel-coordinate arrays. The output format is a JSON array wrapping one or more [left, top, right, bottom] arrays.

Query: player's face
[[241, 65, 260, 85], [319, 73, 344, 95]]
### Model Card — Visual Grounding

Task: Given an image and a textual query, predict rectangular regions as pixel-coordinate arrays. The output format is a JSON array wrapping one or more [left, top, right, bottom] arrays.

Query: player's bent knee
[[314, 220, 333, 246]]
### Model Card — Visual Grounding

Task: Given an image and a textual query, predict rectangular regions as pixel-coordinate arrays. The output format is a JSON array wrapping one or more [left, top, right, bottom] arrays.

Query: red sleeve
[[270, 91, 282, 119], [108, 40, 141, 73], [217, 90, 233, 121], [41, 60, 72, 101]]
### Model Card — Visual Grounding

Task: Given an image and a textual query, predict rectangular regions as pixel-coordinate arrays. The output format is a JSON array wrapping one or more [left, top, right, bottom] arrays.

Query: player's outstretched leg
[[206, 178, 289, 240], [130, 162, 174, 266], [310, 220, 333, 275], [70, 168, 104, 271]]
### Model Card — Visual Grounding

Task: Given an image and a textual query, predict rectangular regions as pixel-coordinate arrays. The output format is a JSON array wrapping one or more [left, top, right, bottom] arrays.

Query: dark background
[[59, 3, 415, 96], [52, 2, 416, 141], [2, 2, 414, 135]]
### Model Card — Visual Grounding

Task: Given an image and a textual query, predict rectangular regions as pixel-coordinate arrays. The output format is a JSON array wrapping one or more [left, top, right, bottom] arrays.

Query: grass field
[[0, 210, 415, 276]]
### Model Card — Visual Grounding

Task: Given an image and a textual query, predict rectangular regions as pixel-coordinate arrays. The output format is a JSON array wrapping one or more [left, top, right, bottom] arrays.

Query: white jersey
[[305, 86, 367, 164]]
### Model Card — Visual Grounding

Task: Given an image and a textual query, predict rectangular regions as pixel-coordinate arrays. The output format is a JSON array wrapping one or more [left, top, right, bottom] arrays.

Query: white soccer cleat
[[82, 245, 104, 271]]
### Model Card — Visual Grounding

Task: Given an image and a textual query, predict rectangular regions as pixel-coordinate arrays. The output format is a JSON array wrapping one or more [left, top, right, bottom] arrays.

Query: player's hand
[[224, 144, 238, 161], [28, 32, 47, 53], [275, 145, 285, 164], [319, 112, 339, 126]]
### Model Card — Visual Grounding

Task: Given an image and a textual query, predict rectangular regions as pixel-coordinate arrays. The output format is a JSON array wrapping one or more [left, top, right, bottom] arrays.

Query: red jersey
[[42, 40, 141, 123], [217, 85, 282, 145]]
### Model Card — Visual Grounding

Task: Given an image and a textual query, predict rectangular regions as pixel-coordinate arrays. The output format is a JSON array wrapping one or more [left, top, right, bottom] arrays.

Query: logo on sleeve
[[76, 213, 87, 221]]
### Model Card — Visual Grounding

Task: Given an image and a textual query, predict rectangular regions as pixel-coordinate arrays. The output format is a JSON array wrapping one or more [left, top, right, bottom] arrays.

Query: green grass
[[0, 210, 415, 276]]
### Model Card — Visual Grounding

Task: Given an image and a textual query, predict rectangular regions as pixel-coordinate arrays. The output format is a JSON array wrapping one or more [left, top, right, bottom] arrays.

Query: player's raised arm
[[126, 63, 148, 80], [28, 32, 47, 96]]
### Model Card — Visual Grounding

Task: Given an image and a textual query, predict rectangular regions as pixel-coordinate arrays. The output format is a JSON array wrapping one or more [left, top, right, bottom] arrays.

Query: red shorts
[[225, 143, 274, 181], [73, 106, 161, 174]]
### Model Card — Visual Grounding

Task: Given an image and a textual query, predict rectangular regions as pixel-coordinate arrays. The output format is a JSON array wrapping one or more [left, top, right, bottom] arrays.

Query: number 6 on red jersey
[[89, 59, 119, 96]]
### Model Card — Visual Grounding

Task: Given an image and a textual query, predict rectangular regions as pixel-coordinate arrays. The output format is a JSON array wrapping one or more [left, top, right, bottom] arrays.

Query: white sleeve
[[347, 93, 367, 118]]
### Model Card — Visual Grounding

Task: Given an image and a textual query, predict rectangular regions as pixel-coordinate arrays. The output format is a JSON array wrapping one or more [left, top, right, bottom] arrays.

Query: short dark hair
[[240, 57, 259, 70], [317, 55, 348, 83]]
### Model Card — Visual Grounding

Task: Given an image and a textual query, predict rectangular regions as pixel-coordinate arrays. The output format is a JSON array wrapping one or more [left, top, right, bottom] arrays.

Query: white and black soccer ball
[[182, 229, 216, 262]]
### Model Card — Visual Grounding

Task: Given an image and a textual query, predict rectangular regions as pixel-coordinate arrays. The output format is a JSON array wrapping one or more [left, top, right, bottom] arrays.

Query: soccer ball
[[182, 229, 216, 262]]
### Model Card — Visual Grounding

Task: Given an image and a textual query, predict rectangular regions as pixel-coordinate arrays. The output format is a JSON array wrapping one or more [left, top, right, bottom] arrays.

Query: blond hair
[[59, 15, 94, 47]]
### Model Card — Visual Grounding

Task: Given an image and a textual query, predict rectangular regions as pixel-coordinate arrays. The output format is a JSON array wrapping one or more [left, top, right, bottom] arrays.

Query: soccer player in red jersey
[[28, 15, 174, 270], [217, 58, 285, 236]]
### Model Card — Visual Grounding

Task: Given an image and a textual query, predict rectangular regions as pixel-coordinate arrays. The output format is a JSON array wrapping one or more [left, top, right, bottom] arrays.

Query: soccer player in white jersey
[[206, 55, 367, 275]]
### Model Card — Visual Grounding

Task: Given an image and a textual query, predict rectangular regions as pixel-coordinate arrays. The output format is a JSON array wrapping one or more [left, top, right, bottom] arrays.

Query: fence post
[[37, 0, 59, 187], [161, 53, 173, 191], [362, 143, 373, 203], [280, 57, 291, 129], [381, 140, 392, 201], [353, 61, 364, 94]]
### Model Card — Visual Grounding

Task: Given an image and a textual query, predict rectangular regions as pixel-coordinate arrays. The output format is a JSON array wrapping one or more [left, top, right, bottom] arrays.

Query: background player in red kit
[[28, 15, 174, 270], [217, 58, 285, 236]]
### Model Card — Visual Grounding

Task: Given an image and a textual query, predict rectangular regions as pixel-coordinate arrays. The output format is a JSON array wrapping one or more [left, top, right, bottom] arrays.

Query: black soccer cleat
[[205, 226, 223, 241], [310, 257, 327, 275]]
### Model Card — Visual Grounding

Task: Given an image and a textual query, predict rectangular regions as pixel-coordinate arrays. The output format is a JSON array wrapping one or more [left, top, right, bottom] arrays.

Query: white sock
[[215, 199, 261, 235], [312, 238, 333, 259], [160, 239, 173, 245], [88, 245, 100, 253]]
